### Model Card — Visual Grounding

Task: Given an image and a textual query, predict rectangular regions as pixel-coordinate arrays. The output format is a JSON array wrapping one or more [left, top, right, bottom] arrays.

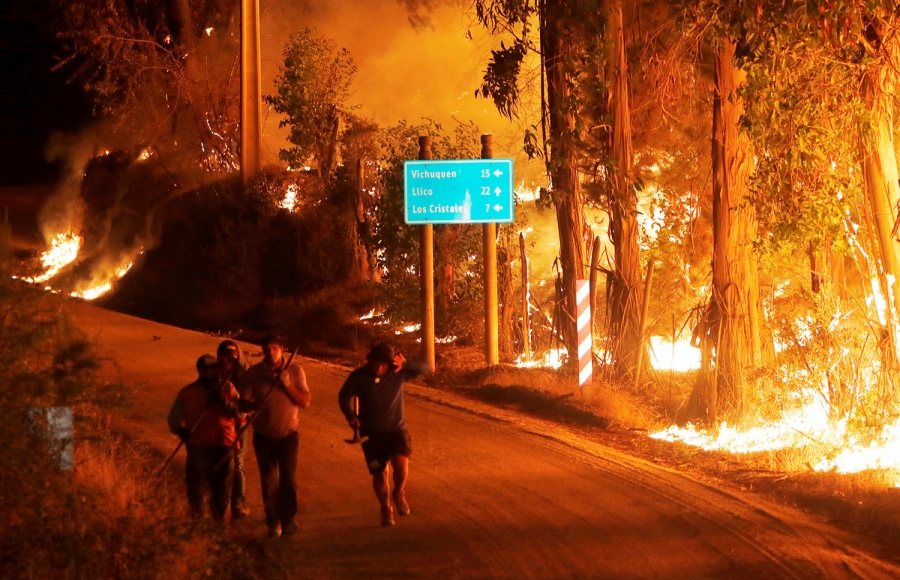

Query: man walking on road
[[217, 339, 250, 520], [239, 334, 310, 538], [167, 354, 240, 521], [338, 342, 429, 526]]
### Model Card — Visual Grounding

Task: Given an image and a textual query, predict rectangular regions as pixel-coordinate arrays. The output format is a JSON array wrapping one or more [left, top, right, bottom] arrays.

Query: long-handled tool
[[156, 370, 235, 477], [344, 396, 363, 444], [213, 348, 298, 470]]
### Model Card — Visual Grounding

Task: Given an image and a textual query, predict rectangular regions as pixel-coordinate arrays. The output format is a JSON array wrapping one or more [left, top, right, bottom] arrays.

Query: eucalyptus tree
[[670, 0, 764, 425], [265, 27, 358, 184], [475, 0, 650, 375]]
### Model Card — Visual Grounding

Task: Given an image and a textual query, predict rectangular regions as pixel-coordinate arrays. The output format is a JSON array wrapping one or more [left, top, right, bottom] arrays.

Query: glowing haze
[[258, 0, 531, 163]]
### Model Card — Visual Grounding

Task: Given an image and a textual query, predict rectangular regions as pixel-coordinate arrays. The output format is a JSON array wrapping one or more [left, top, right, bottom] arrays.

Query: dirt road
[[70, 301, 900, 579]]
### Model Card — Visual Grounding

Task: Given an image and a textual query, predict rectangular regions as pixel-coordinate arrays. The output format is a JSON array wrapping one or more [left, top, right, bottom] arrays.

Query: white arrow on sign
[[494, 187, 502, 195], [493, 169, 503, 176], [493, 204, 504, 211]]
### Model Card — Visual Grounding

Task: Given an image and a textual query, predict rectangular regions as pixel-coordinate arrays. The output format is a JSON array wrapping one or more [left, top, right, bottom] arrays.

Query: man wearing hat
[[238, 334, 310, 538], [338, 342, 430, 526], [167, 354, 241, 521]]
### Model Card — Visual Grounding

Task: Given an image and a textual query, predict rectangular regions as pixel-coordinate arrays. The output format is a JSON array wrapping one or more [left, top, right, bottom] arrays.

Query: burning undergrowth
[[654, 283, 900, 484]]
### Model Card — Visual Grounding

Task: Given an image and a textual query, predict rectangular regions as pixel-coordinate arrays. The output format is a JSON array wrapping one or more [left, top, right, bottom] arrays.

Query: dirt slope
[[69, 300, 900, 579]]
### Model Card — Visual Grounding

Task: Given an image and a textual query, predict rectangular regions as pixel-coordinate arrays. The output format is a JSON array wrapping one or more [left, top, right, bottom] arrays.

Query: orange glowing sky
[[258, 0, 539, 168]]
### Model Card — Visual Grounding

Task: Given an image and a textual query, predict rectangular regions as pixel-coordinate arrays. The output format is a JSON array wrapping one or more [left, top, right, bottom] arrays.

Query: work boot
[[393, 491, 410, 516], [281, 520, 300, 536], [381, 505, 395, 527]]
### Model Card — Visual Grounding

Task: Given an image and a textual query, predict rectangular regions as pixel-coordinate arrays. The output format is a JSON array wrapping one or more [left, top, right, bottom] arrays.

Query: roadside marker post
[[576, 279, 592, 391]]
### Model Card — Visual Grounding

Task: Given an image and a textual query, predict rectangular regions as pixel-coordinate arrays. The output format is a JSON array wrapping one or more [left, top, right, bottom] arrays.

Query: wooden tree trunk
[[543, 0, 587, 364], [857, 37, 900, 362], [688, 39, 762, 426], [605, 0, 643, 382], [499, 244, 516, 357], [351, 158, 372, 282]]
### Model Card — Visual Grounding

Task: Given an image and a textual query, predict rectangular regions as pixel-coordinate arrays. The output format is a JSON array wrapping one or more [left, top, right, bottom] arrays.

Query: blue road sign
[[404, 158, 514, 225]]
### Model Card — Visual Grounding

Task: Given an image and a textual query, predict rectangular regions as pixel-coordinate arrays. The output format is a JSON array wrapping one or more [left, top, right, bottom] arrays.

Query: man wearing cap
[[167, 354, 241, 521], [216, 339, 251, 520], [338, 342, 430, 526], [238, 334, 310, 538]]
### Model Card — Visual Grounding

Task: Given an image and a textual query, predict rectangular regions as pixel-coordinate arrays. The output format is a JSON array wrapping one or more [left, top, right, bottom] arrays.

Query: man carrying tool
[[217, 339, 251, 520], [338, 342, 429, 526], [238, 334, 310, 538], [167, 354, 240, 521]]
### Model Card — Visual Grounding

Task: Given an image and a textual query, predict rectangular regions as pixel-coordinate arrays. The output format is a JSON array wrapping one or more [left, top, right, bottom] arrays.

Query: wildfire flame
[[23, 233, 81, 283], [651, 390, 900, 486], [71, 262, 134, 301], [280, 184, 299, 212], [16, 232, 135, 301], [515, 348, 566, 370], [650, 337, 701, 372]]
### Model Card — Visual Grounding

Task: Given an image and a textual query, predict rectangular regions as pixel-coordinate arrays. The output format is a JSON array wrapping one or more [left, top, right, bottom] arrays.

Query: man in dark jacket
[[338, 342, 429, 526], [167, 354, 240, 521]]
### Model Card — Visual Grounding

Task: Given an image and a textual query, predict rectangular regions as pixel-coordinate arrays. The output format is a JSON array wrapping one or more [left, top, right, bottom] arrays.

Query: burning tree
[[54, 0, 242, 174]]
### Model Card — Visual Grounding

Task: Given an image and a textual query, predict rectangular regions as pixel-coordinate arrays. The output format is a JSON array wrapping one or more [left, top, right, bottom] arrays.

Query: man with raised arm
[[239, 334, 310, 538], [338, 342, 429, 526]]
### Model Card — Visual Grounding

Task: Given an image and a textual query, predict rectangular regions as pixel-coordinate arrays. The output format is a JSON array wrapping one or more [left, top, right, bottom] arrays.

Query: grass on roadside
[[0, 277, 258, 580]]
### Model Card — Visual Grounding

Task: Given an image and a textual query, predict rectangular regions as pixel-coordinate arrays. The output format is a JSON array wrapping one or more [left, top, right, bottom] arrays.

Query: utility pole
[[482, 135, 499, 366], [419, 137, 436, 372], [241, 0, 262, 185]]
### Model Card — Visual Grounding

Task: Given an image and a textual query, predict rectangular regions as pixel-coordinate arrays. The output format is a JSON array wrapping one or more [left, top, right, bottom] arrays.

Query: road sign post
[[418, 137, 435, 372], [404, 140, 514, 368], [481, 135, 499, 366]]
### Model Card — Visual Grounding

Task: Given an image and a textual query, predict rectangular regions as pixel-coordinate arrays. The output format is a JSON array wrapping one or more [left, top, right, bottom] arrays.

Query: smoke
[[258, 0, 531, 163], [39, 130, 101, 243]]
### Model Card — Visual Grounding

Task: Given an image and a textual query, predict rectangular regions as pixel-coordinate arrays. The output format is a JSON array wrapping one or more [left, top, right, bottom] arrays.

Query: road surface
[[70, 300, 900, 579]]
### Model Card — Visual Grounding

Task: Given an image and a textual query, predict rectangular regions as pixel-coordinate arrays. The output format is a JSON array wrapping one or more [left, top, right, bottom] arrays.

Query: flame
[[515, 348, 566, 370], [650, 336, 701, 372], [280, 184, 299, 211], [23, 233, 81, 283], [651, 389, 900, 485], [394, 323, 421, 335], [71, 262, 134, 301]]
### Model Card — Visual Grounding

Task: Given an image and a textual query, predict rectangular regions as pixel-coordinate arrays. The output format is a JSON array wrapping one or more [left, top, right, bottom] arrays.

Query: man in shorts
[[338, 342, 429, 526]]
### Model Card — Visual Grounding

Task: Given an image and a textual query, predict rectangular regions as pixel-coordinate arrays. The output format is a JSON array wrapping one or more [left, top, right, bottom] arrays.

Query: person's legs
[[363, 434, 393, 525], [390, 454, 410, 516], [185, 445, 206, 519], [253, 432, 281, 533], [371, 466, 394, 526], [275, 431, 300, 533], [207, 446, 233, 521], [232, 431, 248, 517]]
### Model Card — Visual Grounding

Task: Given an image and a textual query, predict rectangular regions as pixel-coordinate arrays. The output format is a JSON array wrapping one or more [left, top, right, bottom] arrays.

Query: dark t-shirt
[[338, 360, 429, 436]]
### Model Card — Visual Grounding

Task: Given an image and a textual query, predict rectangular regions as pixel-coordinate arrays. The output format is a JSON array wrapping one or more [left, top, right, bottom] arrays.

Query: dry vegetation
[[0, 277, 259, 580]]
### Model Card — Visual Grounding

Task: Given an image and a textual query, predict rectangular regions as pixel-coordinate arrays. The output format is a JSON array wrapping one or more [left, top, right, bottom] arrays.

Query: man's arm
[[398, 356, 430, 379], [279, 365, 311, 409], [167, 391, 185, 433], [338, 372, 360, 423]]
